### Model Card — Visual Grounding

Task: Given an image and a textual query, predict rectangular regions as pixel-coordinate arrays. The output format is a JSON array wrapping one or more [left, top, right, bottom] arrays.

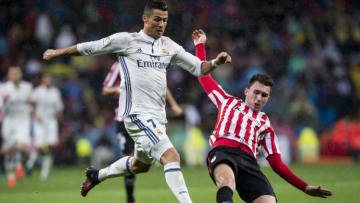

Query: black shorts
[[207, 146, 276, 203], [116, 121, 134, 155]]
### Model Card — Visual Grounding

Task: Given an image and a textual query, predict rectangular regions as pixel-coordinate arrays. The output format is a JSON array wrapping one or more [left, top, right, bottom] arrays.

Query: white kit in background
[[31, 85, 63, 148], [1, 81, 32, 150]]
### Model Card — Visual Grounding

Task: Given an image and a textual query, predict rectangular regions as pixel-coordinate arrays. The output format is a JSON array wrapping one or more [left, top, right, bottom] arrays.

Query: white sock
[[164, 162, 192, 203], [40, 155, 52, 180], [4, 156, 15, 178], [14, 151, 22, 166], [26, 150, 38, 170], [98, 156, 134, 181]]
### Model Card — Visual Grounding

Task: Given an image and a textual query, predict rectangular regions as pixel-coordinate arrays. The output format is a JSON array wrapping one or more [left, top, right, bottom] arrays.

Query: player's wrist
[[210, 59, 217, 68], [194, 41, 204, 46]]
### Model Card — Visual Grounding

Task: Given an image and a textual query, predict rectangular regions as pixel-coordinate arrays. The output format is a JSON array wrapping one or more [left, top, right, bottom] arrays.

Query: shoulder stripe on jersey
[[119, 56, 132, 116]]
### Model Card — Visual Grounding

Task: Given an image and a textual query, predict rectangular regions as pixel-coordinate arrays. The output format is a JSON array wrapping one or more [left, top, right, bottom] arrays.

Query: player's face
[[8, 68, 22, 83], [244, 81, 271, 112], [143, 9, 168, 39], [42, 75, 52, 86]]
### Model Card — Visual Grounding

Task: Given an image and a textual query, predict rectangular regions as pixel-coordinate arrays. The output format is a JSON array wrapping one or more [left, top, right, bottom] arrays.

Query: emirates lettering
[[137, 60, 168, 69]]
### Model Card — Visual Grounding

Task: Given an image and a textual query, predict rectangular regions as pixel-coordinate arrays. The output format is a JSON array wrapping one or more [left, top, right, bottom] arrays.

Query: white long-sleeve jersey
[[31, 85, 63, 120], [77, 30, 203, 123], [1, 81, 32, 120]]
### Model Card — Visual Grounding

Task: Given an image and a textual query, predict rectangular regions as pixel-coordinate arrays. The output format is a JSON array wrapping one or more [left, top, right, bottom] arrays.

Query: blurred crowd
[[0, 0, 360, 165]]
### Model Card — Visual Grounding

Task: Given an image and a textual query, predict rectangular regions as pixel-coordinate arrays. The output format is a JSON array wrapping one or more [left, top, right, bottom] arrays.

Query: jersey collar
[[139, 30, 157, 42]]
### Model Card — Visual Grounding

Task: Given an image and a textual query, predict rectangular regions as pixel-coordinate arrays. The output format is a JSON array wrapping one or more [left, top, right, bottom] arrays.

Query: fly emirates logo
[[137, 55, 168, 69]]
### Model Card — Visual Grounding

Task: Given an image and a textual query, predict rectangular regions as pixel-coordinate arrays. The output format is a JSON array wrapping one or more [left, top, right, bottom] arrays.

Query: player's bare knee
[[252, 195, 276, 203], [160, 147, 180, 165], [214, 163, 236, 191], [132, 159, 151, 173], [133, 165, 151, 173]]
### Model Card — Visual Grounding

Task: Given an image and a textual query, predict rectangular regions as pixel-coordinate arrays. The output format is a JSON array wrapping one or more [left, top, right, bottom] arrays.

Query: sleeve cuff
[[76, 43, 85, 55]]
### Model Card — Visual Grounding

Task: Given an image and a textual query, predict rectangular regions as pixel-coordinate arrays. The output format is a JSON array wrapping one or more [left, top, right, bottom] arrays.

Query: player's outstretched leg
[[80, 167, 100, 197], [161, 148, 192, 203], [81, 156, 137, 197]]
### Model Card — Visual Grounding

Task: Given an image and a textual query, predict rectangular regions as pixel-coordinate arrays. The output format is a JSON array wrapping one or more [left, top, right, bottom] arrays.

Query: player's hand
[[192, 29, 207, 45], [171, 104, 183, 116], [215, 52, 231, 65], [304, 185, 332, 198], [43, 49, 58, 61]]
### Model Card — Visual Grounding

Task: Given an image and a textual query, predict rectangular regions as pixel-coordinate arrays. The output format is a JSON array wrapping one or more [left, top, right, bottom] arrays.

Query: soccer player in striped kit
[[43, 1, 231, 202], [192, 29, 332, 203], [102, 61, 183, 203]]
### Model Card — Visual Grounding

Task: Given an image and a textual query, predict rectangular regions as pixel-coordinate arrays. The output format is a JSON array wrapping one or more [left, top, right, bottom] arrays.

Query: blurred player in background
[[103, 61, 183, 203], [1, 66, 32, 187], [43, 0, 231, 202], [26, 73, 63, 180], [0, 82, 4, 177], [192, 29, 332, 203]]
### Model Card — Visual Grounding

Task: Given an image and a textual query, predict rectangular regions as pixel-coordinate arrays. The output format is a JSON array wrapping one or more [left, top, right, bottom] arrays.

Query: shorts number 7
[[147, 119, 156, 128]]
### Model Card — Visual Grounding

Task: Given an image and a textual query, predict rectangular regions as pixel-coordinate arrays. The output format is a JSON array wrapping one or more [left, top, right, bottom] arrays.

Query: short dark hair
[[143, 0, 168, 16], [247, 74, 274, 89]]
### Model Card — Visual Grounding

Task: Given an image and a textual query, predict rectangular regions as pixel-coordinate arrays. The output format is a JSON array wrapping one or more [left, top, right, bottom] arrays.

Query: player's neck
[[12, 81, 20, 87], [142, 29, 158, 41]]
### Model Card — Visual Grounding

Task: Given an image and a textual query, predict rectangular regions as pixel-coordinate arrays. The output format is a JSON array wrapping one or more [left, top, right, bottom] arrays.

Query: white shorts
[[33, 119, 59, 147], [1, 117, 31, 151], [124, 114, 173, 164]]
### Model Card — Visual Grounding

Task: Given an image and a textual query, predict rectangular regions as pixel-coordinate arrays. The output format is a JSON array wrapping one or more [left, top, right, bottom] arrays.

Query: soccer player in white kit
[[27, 73, 63, 180], [103, 61, 183, 203], [43, 1, 231, 202], [1, 66, 32, 187]]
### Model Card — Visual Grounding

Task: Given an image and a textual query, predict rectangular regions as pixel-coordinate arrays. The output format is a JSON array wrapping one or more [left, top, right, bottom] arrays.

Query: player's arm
[[55, 89, 64, 121], [43, 32, 130, 61], [102, 86, 120, 97], [261, 126, 332, 198], [43, 45, 80, 60], [192, 29, 231, 108], [200, 52, 231, 75], [267, 154, 332, 198], [102, 62, 121, 97], [29, 92, 43, 123], [170, 38, 231, 77], [166, 88, 183, 116]]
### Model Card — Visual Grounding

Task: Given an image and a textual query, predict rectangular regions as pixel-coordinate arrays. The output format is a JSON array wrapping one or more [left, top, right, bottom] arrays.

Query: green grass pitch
[[1, 164, 359, 203]]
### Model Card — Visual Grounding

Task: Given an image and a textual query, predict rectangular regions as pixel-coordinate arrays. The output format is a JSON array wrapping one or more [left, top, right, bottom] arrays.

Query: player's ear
[[244, 88, 249, 96], [142, 15, 148, 24]]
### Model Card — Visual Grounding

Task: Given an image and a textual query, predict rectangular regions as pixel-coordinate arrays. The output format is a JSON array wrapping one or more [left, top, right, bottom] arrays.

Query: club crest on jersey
[[233, 105, 263, 127], [156, 128, 163, 136], [136, 48, 143, 53], [162, 48, 169, 55], [103, 37, 112, 47]]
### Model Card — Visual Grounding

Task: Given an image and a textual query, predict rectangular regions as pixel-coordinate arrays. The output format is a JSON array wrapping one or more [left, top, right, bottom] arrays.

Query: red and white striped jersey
[[103, 61, 121, 88], [198, 75, 280, 158], [103, 61, 122, 121]]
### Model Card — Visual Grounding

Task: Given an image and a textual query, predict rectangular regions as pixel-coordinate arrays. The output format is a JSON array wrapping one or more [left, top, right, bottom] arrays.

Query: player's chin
[[156, 32, 163, 38]]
